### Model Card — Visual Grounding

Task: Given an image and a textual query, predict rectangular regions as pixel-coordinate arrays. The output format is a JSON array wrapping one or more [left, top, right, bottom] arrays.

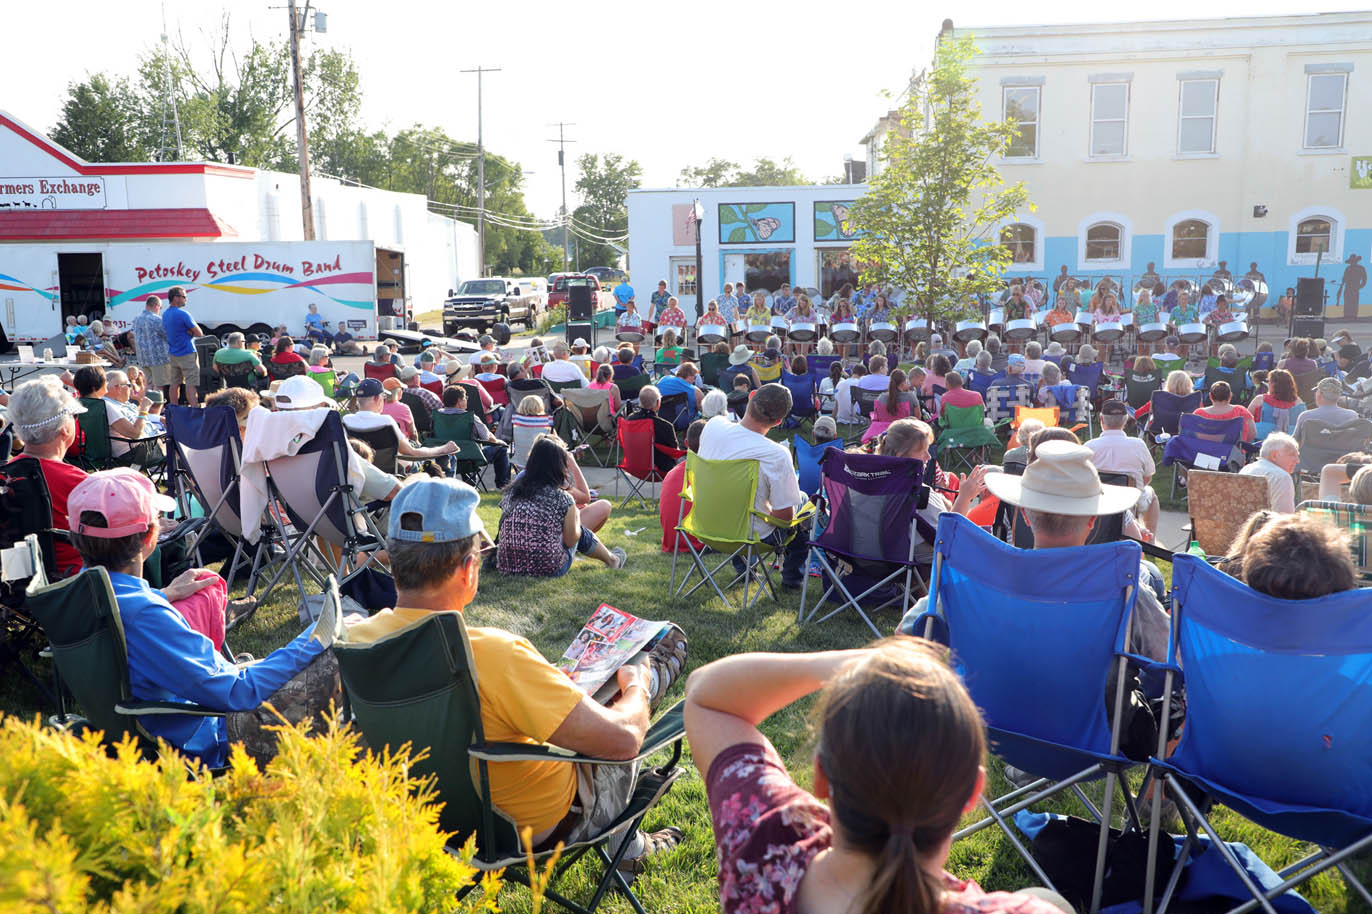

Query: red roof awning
[[0, 208, 237, 241]]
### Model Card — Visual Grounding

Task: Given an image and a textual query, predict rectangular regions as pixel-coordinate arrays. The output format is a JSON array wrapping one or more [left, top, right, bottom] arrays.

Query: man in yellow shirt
[[346, 478, 686, 869]]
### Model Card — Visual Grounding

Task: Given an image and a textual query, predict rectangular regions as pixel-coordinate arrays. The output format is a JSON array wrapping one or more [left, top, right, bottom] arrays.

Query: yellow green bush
[[0, 713, 504, 913]]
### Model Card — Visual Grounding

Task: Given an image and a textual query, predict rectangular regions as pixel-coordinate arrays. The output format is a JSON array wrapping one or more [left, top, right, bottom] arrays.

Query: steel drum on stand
[[771, 315, 790, 340], [788, 321, 817, 342], [1137, 311, 1170, 343], [1217, 319, 1249, 343], [697, 324, 727, 345], [831, 321, 860, 343], [1177, 322, 1208, 344], [987, 308, 1005, 335], [1052, 320, 1082, 343], [746, 322, 772, 343], [1093, 321, 1125, 343], [953, 319, 988, 343], [869, 321, 898, 343], [1005, 318, 1037, 341], [616, 328, 644, 344], [904, 319, 931, 342]]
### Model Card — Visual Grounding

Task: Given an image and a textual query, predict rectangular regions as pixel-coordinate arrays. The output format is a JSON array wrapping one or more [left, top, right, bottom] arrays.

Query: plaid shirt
[[406, 385, 442, 413], [1299, 500, 1372, 573], [132, 308, 170, 367]]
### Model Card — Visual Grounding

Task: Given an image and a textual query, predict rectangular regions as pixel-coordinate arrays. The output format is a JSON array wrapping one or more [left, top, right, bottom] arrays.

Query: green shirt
[[213, 347, 262, 367]]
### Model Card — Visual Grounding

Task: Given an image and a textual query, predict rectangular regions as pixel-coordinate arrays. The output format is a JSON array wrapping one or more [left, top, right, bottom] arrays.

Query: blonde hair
[[517, 395, 546, 416], [1164, 370, 1194, 396]]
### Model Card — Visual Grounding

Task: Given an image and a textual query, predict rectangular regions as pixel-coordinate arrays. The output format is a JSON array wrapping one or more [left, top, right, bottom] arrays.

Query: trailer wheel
[[492, 322, 512, 346], [248, 323, 273, 337]]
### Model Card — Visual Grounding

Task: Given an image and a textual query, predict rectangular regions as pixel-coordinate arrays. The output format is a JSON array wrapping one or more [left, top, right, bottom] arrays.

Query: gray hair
[[765, 334, 782, 351], [9, 376, 80, 446], [1260, 432, 1298, 460], [702, 389, 729, 419], [552, 341, 570, 357], [106, 369, 129, 387], [1042, 362, 1062, 385], [592, 345, 612, 363], [310, 346, 330, 365], [965, 339, 983, 357], [985, 334, 1003, 354], [227, 331, 246, 346], [1025, 340, 1042, 359], [816, 337, 834, 355], [638, 386, 661, 409], [89, 320, 104, 336], [975, 351, 992, 372]]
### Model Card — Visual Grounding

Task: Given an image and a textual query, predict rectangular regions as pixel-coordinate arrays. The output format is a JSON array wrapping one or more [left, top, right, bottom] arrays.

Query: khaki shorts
[[168, 352, 200, 386], [142, 360, 171, 388]]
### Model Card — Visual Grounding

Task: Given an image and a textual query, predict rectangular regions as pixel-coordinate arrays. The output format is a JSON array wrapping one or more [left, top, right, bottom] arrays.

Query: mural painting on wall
[[814, 201, 861, 241], [718, 202, 795, 244]]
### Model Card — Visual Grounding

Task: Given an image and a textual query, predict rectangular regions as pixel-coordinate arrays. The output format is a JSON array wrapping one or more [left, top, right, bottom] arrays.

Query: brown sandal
[[616, 826, 683, 874]]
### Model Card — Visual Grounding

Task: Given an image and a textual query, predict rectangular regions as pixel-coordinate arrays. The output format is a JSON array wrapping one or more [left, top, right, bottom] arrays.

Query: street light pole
[[287, 0, 314, 239], [547, 123, 576, 272], [693, 199, 705, 320], [461, 65, 501, 276]]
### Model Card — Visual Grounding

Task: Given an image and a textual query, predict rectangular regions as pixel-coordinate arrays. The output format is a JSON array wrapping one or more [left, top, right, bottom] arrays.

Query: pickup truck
[[546, 273, 616, 315], [442, 277, 540, 344]]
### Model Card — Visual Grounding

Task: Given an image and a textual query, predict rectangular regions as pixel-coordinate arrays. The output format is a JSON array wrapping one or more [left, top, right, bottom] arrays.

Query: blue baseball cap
[[355, 378, 385, 398], [387, 478, 490, 545], [1007, 353, 1026, 367]]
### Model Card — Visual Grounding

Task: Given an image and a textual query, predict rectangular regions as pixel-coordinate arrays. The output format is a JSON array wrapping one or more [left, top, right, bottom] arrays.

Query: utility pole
[[461, 66, 501, 276], [287, 0, 315, 239], [547, 123, 576, 272]]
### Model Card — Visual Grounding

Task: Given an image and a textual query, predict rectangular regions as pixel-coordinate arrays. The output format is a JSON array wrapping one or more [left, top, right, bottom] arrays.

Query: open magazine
[[556, 603, 670, 704]]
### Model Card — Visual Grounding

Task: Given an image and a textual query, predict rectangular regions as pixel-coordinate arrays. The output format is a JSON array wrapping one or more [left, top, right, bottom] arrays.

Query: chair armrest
[[116, 700, 227, 718], [758, 499, 817, 529], [469, 700, 685, 766], [110, 431, 167, 445]]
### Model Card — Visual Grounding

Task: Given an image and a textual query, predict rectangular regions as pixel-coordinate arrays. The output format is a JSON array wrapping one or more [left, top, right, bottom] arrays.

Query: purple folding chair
[[798, 449, 933, 637]]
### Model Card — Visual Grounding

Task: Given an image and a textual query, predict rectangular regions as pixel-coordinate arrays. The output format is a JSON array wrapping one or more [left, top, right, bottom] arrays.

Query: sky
[[3, 0, 1365, 222]]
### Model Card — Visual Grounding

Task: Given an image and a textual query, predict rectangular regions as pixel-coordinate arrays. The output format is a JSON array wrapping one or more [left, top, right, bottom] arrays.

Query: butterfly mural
[[719, 203, 795, 244], [749, 216, 783, 240], [814, 201, 862, 241]]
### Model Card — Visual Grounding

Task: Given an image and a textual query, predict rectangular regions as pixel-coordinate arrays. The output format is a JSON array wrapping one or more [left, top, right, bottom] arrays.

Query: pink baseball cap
[[67, 469, 177, 538]]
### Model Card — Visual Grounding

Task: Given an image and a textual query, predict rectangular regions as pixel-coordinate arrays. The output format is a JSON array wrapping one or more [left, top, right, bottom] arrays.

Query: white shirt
[[342, 409, 404, 439], [1240, 458, 1295, 514], [1085, 429, 1156, 489], [857, 373, 889, 393], [468, 349, 495, 365], [104, 397, 141, 457], [698, 416, 803, 538], [834, 377, 861, 424], [540, 358, 590, 387]]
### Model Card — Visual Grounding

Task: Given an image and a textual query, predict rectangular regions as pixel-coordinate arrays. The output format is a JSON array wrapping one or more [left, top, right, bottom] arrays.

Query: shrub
[[0, 713, 506, 912], [537, 304, 567, 335]]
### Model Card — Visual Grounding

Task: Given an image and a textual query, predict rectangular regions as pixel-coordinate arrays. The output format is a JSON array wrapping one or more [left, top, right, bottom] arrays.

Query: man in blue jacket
[[66, 468, 342, 767]]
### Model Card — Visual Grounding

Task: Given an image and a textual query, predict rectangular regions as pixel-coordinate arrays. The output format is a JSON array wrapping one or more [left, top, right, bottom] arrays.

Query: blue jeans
[[556, 525, 601, 576]]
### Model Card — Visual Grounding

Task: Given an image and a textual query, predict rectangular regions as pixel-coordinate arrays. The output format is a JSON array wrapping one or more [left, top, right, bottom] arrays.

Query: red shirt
[[7, 456, 89, 576], [659, 461, 702, 553], [270, 350, 307, 365], [939, 387, 985, 418]]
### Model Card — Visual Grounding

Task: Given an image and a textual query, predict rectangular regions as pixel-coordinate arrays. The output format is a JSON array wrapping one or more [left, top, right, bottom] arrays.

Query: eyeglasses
[[110, 382, 130, 388]]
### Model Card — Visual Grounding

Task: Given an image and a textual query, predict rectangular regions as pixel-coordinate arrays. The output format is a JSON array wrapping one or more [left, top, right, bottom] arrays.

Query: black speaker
[[1295, 277, 1325, 316], [567, 283, 594, 322], [566, 321, 594, 348], [1291, 317, 1325, 340]]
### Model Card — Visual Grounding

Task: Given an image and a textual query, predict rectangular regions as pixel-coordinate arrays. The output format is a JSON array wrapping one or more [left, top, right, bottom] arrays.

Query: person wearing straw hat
[[724, 344, 761, 389]]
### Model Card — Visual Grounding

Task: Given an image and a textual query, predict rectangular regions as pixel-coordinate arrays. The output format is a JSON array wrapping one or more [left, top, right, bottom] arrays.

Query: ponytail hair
[[815, 638, 985, 914], [886, 368, 907, 413]]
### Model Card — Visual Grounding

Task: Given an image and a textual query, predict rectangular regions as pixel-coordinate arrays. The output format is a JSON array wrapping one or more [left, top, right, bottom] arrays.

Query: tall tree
[[50, 74, 152, 162], [677, 156, 809, 187], [848, 35, 1031, 323], [573, 152, 641, 268]]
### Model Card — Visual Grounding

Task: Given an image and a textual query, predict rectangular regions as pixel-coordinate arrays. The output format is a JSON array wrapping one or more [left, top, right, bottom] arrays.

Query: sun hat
[[1044, 341, 1066, 356], [813, 416, 838, 439], [67, 468, 177, 537], [1316, 377, 1345, 400], [145, 390, 165, 404], [984, 440, 1140, 517], [930, 333, 943, 344], [573, 337, 589, 348], [355, 378, 385, 399], [387, 477, 492, 547], [728, 345, 753, 366], [273, 375, 332, 410], [399, 365, 420, 381]]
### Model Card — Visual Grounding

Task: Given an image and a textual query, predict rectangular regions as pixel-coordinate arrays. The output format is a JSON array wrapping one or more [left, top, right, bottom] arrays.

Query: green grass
[[3, 492, 1368, 912]]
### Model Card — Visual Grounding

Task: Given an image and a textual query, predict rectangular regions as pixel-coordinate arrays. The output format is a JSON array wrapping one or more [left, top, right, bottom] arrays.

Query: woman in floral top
[[1170, 290, 1198, 326], [828, 298, 859, 360], [784, 296, 820, 356], [685, 639, 1071, 914], [1133, 288, 1159, 325], [649, 280, 671, 324], [656, 296, 688, 333], [698, 300, 729, 333]]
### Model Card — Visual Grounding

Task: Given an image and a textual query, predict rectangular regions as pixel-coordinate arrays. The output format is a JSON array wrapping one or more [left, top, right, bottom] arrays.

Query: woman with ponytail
[[685, 638, 1072, 914]]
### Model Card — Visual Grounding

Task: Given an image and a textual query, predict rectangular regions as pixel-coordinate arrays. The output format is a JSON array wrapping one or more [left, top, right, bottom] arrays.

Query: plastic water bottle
[[1187, 540, 1206, 557]]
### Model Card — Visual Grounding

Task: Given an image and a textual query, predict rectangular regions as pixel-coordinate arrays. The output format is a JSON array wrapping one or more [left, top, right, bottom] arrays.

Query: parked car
[[443, 277, 539, 344], [584, 266, 627, 286], [546, 273, 615, 316]]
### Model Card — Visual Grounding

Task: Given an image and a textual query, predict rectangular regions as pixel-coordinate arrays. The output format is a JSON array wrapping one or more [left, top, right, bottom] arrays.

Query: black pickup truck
[[442, 277, 540, 344]]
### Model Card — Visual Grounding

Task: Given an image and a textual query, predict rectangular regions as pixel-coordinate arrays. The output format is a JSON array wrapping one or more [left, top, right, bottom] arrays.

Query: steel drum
[[831, 321, 860, 343], [1235, 278, 1267, 311], [1120, 313, 1135, 328], [1217, 320, 1249, 343], [988, 308, 1005, 333], [1094, 321, 1125, 343], [733, 319, 749, 336], [746, 322, 772, 343], [953, 319, 988, 343], [615, 328, 644, 343], [904, 319, 931, 342], [1005, 318, 1037, 341], [697, 325, 727, 345], [869, 321, 898, 343], [771, 316, 790, 337], [1137, 318, 1168, 342], [1051, 320, 1082, 343], [1177, 322, 1208, 344], [789, 321, 817, 342]]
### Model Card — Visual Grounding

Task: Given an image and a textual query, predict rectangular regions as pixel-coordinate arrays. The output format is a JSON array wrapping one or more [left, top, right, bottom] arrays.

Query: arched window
[[1085, 223, 1122, 262], [1001, 223, 1036, 264], [1171, 219, 1211, 261], [1295, 217, 1333, 255]]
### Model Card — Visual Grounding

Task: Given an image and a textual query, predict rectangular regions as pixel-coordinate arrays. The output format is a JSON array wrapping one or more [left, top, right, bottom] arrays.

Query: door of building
[[57, 252, 106, 323]]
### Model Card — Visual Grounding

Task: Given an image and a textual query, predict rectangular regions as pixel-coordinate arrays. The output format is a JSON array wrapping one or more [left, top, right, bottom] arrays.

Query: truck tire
[[248, 323, 273, 337], [493, 322, 512, 346]]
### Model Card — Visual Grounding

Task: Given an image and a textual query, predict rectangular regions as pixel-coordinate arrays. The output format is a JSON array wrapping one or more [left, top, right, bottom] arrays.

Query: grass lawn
[[2, 481, 1366, 911]]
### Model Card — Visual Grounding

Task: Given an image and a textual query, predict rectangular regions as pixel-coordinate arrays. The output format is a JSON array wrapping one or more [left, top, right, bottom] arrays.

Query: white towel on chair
[[239, 406, 365, 543]]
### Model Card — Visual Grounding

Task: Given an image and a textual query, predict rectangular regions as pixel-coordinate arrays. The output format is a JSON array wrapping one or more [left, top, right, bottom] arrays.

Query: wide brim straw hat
[[984, 441, 1140, 517]]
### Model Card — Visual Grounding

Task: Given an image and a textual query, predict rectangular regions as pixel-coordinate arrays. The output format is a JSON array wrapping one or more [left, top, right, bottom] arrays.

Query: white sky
[[3, 0, 1364, 222]]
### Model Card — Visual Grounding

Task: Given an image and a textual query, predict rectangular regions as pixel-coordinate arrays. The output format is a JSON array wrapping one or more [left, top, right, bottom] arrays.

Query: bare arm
[[562, 501, 581, 548], [397, 437, 458, 460], [951, 464, 991, 515], [547, 665, 650, 759], [564, 453, 593, 505], [1320, 463, 1351, 500], [684, 650, 866, 776]]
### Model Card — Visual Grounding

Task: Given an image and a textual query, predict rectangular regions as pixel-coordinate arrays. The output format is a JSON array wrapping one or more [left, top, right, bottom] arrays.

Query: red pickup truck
[[547, 273, 615, 313]]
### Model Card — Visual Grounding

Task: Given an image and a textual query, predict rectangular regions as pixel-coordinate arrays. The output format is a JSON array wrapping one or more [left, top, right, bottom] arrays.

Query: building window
[[1295, 217, 1333, 255], [1085, 223, 1122, 262], [1171, 219, 1211, 260], [1090, 83, 1129, 157], [1000, 224, 1037, 264], [1177, 79, 1218, 154], [817, 249, 860, 299], [671, 257, 697, 298], [1305, 73, 1347, 148], [1003, 86, 1040, 158]]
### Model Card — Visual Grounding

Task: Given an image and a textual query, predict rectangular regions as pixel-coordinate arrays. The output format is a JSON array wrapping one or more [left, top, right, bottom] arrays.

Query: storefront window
[[818, 249, 860, 299], [672, 258, 697, 297], [742, 252, 791, 293]]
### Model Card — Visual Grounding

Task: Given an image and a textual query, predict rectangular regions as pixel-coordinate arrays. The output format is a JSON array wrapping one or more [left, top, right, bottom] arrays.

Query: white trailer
[[0, 240, 403, 344]]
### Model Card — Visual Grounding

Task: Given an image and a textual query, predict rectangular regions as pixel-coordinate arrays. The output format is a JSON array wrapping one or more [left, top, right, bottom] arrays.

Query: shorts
[[142, 360, 171, 388], [168, 352, 200, 386], [557, 525, 600, 576]]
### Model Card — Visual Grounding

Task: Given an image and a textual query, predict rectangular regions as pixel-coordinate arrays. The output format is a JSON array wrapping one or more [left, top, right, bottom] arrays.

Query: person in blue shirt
[[160, 285, 204, 406], [655, 362, 705, 420], [612, 279, 636, 319], [65, 468, 342, 767], [303, 302, 337, 349]]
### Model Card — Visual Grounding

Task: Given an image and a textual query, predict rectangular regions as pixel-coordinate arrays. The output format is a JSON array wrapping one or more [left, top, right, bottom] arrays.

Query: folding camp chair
[[1162, 414, 1246, 500], [986, 383, 1034, 429], [793, 435, 843, 497], [850, 386, 881, 428], [1253, 397, 1306, 442], [427, 410, 491, 489], [216, 359, 261, 392], [1041, 383, 1093, 435], [363, 361, 398, 383], [477, 375, 509, 408], [699, 351, 730, 389], [1013, 405, 1060, 433], [401, 390, 433, 440], [1125, 371, 1162, 411], [511, 420, 552, 471], [0, 464, 65, 707], [656, 391, 693, 434], [780, 370, 817, 428], [1251, 350, 1275, 373], [546, 377, 583, 397], [937, 403, 1000, 472], [615, 417, 685, 508], [913, 513, 1153, 914], [458, 381, 497, 430], [807, 354, 840, 393], [1292, 368, 1322, 407], [345, 422, 405, 476], [967, 368, 1002, 399], [1202, 362, 1252, 404], [1067, 359, 1105, 406], [1295, 417, 1372, 474], [164, 404, 285, 604], [1144, 555, 1372, 914], [1298, 499, 1372, 581], [670, 452, 815, 611], [1145, 390, 1203, 446], [73, 397, 166, 474], [500, 379, 557, 441], [255, 411, 389, 606], [614, 372, 653, 408], [267, 359, 307, 382], [1184, 469, 1270, 556], [799, 451, 931, 637], [333, 610, 686, 914], [560, 387, 617, 466]]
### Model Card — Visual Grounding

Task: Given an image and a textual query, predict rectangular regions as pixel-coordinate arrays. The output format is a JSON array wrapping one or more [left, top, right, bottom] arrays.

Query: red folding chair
[[616, 417, 685, 508], [477, 375, 509, 407], [422, 379, 443, 397], [363, 362, 397, 382]]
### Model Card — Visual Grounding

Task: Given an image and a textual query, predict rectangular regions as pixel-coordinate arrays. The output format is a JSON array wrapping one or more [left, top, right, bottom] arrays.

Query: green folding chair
[[669, 452, 815, 611], [426, 410, 490, 489], [74, 397, 165, 473], [936, 404, 1001, 473], [332, 610, 686, 914], [614, 373, 653, 407], [699, 352, 730, 388]]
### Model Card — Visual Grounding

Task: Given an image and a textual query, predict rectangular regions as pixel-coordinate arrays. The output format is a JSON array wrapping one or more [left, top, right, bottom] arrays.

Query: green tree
[[573, 152, 641, 267], [50, 74, 152, 162], [849, 35, 1031, 324], [678, 157, 738, 187], [677, 156, 810, 187]]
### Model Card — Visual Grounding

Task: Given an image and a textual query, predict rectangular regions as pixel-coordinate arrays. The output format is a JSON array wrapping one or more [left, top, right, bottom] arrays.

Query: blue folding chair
[[1144, 555, 1372, 914], [799, 451, 932, 637], [1067, 359, 1105, 406], [1162, 413, 1246, 500], [913, 514, 1152, 914], [1251, 350, 1276, 373], [793, 434, 842, 498], [1145, 390, 1203, 445], [967, 368, 1002, 399], [780, 370, 817, 427], [807, 354, 841, 392], [1041, 382, 1093, 434]]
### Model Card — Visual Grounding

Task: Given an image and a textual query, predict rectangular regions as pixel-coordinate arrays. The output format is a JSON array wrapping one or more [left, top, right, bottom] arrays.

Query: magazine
[[556, 603, 669, 703]]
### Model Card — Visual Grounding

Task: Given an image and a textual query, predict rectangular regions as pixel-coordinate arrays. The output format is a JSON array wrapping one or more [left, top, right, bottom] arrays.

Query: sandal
[[645, 624, 688, 713], [616, 826, 683, 874]]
